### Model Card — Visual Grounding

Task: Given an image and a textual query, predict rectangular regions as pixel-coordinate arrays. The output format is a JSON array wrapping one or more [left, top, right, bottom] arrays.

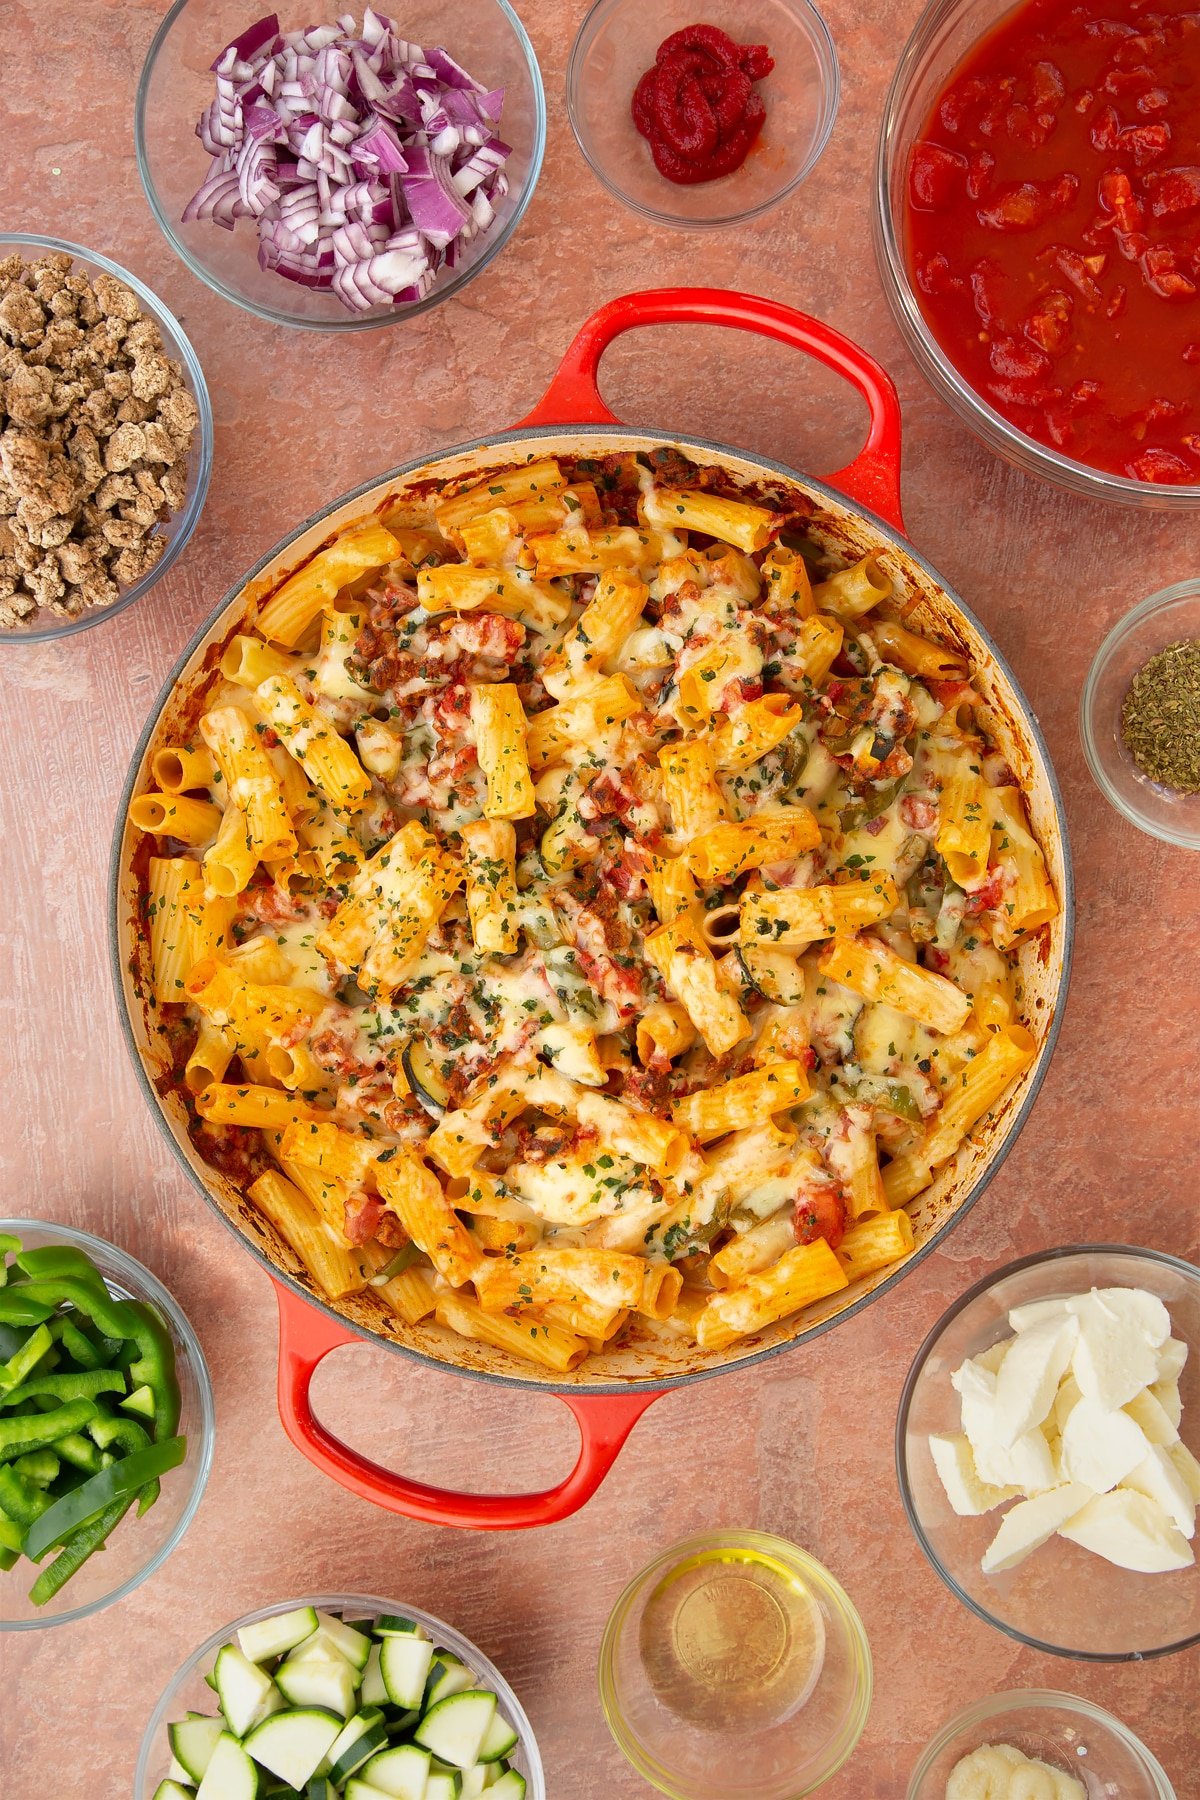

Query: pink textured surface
[[1, 1, 1199, 1796]]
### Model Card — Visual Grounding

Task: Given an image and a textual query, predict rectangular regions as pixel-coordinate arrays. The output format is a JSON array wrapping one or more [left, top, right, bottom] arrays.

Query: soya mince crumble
[[0, 251, 200, 628]]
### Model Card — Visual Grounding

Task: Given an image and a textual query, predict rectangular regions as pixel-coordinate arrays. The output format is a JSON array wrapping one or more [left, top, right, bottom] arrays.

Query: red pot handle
[[273, 1279, 664, 1529], [516, 287, 905, 531]]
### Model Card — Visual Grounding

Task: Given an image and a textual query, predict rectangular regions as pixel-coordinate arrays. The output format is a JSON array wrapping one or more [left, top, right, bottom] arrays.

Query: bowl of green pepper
[[0, 1219, 213, 1629]]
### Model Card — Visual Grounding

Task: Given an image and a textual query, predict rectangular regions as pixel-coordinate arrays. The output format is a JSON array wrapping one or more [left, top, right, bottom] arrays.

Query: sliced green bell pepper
[[12, 1449, 59, 1486], [0, 1292, 55, 1328], [53, 1432, 102, 1475], [50, 1317, 103, 1370], [10, 1278, 138, 1342], [125, 1301, 181, 1441], [24, 1436, 185, 1560], [0, 1323, 55, 1393], [0, 1463, 53, 1527], [30, 1496, 135, 1606], [1, 1369, 126, 1408], [0, 1399, 97, 1463]]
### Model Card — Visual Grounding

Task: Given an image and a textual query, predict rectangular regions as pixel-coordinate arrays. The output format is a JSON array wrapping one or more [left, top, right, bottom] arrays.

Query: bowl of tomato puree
[[568, 0, 839, 229], [874, 0, 1200, 506]]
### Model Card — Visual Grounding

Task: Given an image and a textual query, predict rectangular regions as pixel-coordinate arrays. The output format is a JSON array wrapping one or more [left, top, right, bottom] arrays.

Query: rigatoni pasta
[[127, 453, 1057, 1371]]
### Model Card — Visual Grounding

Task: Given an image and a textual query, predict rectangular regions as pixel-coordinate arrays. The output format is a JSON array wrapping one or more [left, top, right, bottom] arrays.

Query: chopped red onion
[[183, 10, 511, 313]]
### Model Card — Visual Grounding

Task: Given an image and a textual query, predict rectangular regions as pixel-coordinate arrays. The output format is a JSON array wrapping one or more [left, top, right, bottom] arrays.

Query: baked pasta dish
[[128, 449, 1058, 1371]]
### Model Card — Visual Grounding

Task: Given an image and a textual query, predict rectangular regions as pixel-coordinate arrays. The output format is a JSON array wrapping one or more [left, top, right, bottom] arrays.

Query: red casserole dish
[[111, 287, 1072, 1528]]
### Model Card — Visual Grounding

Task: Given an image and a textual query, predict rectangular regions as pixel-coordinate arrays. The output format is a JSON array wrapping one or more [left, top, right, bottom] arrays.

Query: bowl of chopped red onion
[[135, 2, 545, 328]]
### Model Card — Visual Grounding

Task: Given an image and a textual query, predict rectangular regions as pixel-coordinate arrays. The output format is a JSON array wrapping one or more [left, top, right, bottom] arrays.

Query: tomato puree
[[632, 24, 774, 185], [905, 0, 1200, 484]]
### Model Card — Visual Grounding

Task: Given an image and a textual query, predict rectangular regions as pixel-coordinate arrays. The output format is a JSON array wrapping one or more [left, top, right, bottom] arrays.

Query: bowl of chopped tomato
[[874, 0, 1200, 507]]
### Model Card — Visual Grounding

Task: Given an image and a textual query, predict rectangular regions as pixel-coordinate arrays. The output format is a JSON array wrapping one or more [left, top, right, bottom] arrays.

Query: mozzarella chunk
[[929, 1433, 1020, 1516], [1122, 1446, 1197, 1539], [1059, 1489, 1194, 1573], [951, 1356, 1000, 1454], [993, 1314, 1078, 1448], [1051, 1371, 1083, 1437], [982, 1483, 1095, 1574], [974, 1339, 1010, 1377], [974, 1426, 1058, 1495], [1006, 1296, 1072, 1334], [1070, 1291, 1161, 1410], [1060, 1394, 1150, 1493], [1149, 1377, 1183, 1431], [1123, 1385, 1180, 1448], [1168, 1441, 1200, 1503]]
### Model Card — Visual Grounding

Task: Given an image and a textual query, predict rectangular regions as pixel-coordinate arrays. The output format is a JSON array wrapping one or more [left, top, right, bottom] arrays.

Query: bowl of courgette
[[136, 1592, 545, 1800]]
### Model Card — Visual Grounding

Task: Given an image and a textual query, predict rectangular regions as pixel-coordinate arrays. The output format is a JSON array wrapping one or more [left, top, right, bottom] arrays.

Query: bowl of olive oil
[[599, 1531, 873, 1799]]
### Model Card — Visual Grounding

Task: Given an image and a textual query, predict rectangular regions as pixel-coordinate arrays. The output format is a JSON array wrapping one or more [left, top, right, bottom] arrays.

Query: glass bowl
[[0, 234, 213, 644], [896, 1246, 1200, 1662], [135, 1592, 546, 1798], [567, 0, 839, 231], [1080, 582, 1200, 851], [598, 1530, 872, 1798], [908, 1690, 1178, 1799], [0, 1218, 214, 1631], [872, 0, 1200, 510], [136, 0, 546, 331]]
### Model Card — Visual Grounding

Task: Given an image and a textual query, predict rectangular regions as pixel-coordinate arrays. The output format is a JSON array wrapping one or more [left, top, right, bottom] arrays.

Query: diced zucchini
[[360, 1643, 388, 1709], [477, 1712, 519, 1764], [487, 1775, 525, 1800], [423, 1658, 474, 1711], [214, 1645, 283, 1739], [285, 1636, 358, 1668], [379, 1634, 436, 1711], [243, 1707, 343, 1790], [170, 1716, 225, 1783], [276, 1654, 360, 1719], [425, 1776, 461, 1800], [383, 1707, 420, 1737], [344, 1784, 398, 1800], [374, 1616, 426, 1639], [414, 1694, 497, 1771], [195, 1732, 260, 1800], [306, 1781, 337, 1800], [361, 1744, 432, 1800], [460, 1769, 488, 1799], [327, 1711, 389, 1785], [309, 1610, 372, 1670], [238, 1606, 320, 1664], [153, 1783, 196, 1800]]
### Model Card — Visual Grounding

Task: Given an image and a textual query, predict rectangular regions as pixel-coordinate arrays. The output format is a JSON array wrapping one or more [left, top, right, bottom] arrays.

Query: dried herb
[[1120, 638, 1200, 793]]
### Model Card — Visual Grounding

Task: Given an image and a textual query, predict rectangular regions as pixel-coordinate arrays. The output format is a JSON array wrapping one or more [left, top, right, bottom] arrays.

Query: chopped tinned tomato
[[906, 0, 1200, 484]]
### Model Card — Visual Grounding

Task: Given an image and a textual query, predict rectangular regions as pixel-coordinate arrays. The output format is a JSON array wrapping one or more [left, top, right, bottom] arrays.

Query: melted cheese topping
[[140, 450, 1057, 1370]]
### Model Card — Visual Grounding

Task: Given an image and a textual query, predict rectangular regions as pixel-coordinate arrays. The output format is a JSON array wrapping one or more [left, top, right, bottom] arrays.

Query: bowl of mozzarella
[[897, 1246, 1200, 1659]]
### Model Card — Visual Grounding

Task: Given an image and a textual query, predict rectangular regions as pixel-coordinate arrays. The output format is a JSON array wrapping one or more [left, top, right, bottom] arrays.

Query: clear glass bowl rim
[[565, 0, 841, 231], [134, 0, 547, 331], [905, 1686, 1178, 1799], [871, 0, 1200, 510], [1079, 580, 1200, 850], [134, 1591, 547, 1799], [0, 1215, 215, 1631], [895, 1242, 1200, 1662], [0, 232, 214, 644], [597, 1528, 874, 1799]]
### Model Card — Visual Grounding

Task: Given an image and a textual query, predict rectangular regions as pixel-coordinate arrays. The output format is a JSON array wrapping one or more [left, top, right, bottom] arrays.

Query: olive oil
[[639, 1545, 826, 1732]]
